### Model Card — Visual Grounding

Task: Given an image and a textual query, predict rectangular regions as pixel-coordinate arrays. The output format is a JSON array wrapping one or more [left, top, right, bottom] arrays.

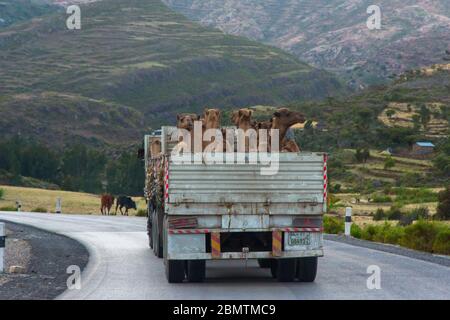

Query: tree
[[436, 186, 450, 220], [419, 105, 431, 129], [386, 109, 396, 119], [60, 144, 107, 193], [433, 137, 450, 176], [106, 152, 144, 196], [412, 114, 421, 131]]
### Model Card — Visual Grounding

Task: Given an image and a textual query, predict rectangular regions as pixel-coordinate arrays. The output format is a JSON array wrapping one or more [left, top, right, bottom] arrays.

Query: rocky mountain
[[163, 0, 450, 88], [0, 0, 59, 28], [0, 0, 344, 147]]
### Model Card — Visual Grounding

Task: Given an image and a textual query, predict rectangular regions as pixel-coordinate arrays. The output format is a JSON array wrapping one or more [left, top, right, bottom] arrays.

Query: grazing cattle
[[100, 194, 115, 216], [271, 108, 306, 152], [115, 196, 137, 216]]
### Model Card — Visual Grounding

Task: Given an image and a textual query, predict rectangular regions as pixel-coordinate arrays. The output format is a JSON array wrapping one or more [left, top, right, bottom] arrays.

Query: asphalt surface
[[0, 221, 89, 300], [0, 211, 449, 300]]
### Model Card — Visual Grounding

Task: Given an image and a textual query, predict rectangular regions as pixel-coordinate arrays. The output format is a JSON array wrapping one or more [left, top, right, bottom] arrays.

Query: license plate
[[288, 232, 311, 246]]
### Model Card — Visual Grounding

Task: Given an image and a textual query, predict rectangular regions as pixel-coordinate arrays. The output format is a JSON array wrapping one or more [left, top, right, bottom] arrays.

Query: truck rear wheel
[[186, 260, 206, 282], [152, 210, 163, 258], [257, 259, 272, 269], [165, 260, 185, 283], [147, 205, 153, 249], [276, 259, 297, 282], [296, 257, 318, 282]]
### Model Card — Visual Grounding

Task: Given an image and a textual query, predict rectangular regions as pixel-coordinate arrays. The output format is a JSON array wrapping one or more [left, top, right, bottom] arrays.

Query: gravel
[[0, 220, 89, 300], [324, 234, 450, 267]]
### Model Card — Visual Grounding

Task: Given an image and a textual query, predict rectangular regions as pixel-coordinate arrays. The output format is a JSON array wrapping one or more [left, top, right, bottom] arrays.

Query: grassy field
[[0, 185, 147, 215]]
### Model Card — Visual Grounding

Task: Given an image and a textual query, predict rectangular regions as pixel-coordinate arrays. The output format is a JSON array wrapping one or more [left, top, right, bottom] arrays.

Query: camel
[[271, 108, 306, 152], [234, 108, 257, 152], [202, 108, 225, 152], [175, 113, 200, 153]]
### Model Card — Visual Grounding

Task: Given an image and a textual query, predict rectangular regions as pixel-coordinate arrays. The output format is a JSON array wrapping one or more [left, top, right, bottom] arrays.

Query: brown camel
[[176, 113, 200, 153], [271, 108, 306, 152]]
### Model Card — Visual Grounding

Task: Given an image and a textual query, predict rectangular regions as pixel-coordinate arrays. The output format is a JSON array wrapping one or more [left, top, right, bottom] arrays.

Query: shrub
[[373, 208, 386, 221], [400, 220, 443, 252], [361, 224, 380, 241], [432, 228, 450, 255], [399, 207, 430, 226], [136, 209, 147, 217], [351, 224, 362, 239], [393, 187, 438, 205], [372, 195, 392, 203], [383, 225, 405, 244], [384, 156, 396, 170], [0, 188, 4, 200], [32, 207, 47, 213], [323, 216, 344, 234], [0, 206, 16, 211], [386, 207, 403, 220], [398, 214, 415, 226], [436, 186, 450, 220], [372, 223, 392, 243]]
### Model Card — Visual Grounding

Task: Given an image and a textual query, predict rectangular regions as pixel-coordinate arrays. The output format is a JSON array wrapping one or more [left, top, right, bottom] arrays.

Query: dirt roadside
[[0, 220, 89, 300]]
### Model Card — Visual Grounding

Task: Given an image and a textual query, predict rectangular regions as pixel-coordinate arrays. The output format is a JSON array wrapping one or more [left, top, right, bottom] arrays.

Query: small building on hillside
[[412, 142, 435, 156]]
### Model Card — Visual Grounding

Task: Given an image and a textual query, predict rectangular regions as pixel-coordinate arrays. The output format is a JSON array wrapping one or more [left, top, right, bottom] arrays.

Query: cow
[[115, 196, 137, 216], [100, 194, 115, 216]]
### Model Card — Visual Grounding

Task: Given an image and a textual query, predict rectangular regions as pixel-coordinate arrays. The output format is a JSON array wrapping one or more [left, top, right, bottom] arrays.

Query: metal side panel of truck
[[145, 127, 328, 283]]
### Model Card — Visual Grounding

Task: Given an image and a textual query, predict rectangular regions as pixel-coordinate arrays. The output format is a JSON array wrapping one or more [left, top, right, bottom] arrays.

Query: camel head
[[272, 108, 306, 129], [203, 108, 221, 129], [177, 113, 200, 131], [256, 119, 272, 130], [231, 110, 240, 126]]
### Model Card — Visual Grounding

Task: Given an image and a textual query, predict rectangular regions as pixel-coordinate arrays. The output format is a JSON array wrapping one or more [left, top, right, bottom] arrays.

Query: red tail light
[[169, 217, 198, 229]]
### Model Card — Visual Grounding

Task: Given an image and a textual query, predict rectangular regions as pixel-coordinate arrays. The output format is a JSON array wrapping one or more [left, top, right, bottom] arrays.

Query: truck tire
[[270, 260, 277, 278], [186, 260, 206, 282], [257, 259, 272, 268], [296, 257, 318, 282], [165, 260, 185, 283], [156, 216, 163, 258], [152, 210, 163, 258], [147, 205, 153, 249], [276, 259, 297, 282]]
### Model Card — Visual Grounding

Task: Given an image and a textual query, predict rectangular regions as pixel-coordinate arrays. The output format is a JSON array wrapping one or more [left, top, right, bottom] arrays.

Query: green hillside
[[0, 0, 58, 28], [0, 0, 344, 147], [286, 66, 450, 153]]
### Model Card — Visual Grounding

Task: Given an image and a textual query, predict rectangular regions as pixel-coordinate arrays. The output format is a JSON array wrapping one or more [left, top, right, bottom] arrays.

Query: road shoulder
[[0, 220, 89, 300], [324, 234, 450, 267]]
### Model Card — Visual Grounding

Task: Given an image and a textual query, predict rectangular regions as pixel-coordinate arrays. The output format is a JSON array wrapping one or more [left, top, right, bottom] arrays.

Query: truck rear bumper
[[167, 249, 324, 260], [166, 229, 324, 260]]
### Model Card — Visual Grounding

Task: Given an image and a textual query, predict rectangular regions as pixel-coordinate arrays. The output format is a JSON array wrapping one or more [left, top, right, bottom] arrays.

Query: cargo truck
[[144, 127, 327, 283]]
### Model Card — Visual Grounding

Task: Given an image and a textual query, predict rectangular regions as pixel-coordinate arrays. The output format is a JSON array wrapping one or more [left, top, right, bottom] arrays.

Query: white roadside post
[[56, 198, 62, 214], [16, 201, 21, 212], [345, 207, 352, 236], [0, 223, 5, 273]]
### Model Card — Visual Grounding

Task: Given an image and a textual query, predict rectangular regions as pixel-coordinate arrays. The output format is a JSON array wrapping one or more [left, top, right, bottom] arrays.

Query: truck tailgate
[[166, 153, 327, 215]]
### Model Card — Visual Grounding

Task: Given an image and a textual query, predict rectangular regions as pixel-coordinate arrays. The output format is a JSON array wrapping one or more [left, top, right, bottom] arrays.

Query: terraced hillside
[[163, 0, 450, 88], [0, 0, 344, 147]]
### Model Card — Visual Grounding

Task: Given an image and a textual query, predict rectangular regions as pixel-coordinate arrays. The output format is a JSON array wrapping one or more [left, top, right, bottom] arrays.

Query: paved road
[[1, 211, 449, 300]]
